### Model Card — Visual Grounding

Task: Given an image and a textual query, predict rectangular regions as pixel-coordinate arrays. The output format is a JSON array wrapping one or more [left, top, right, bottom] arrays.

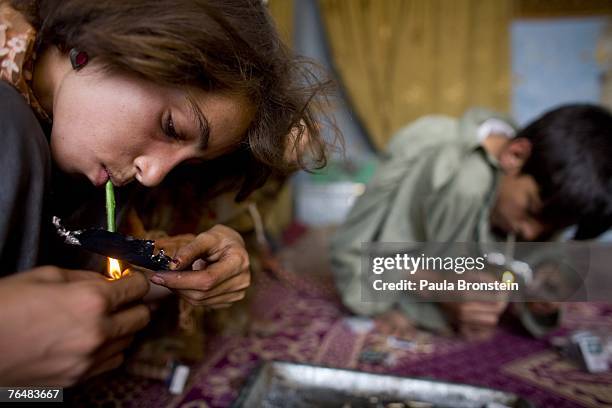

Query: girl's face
[[50, 68, 254, 187]]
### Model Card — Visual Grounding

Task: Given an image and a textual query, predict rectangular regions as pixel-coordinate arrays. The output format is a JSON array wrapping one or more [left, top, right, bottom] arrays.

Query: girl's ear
[[499, 138, 532, 175], [69, 48, 88, 70]]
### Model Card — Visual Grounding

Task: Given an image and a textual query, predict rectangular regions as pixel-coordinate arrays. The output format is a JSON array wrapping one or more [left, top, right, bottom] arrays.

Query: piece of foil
[[52, 216, 172, 271]]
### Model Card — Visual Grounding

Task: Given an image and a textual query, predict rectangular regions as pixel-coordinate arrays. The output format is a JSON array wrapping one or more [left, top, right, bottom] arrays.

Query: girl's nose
[[133, 156, 175, 187]]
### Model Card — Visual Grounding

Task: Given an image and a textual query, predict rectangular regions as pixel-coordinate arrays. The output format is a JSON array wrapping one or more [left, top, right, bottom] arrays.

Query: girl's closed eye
[[163, 112, 183, 141]]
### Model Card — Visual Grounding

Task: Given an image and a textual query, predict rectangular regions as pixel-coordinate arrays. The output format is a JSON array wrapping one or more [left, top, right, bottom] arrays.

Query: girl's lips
[[95, 165, 110, 187], [102, 166, 133, 187]]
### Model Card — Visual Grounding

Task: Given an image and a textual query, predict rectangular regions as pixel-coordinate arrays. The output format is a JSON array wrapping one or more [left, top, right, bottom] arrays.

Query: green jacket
[[331, 109, 558, 336]]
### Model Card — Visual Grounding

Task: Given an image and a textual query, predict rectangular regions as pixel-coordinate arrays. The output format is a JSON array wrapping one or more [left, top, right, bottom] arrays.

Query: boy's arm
[[332, 141, 494, 327], [330, 119, 457, 317], [397, 185, 492, 333], [395, 147, 499, 333]]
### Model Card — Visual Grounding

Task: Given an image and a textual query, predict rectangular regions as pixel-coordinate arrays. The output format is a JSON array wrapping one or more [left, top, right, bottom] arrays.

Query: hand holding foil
[[148, 225, 251, 309]]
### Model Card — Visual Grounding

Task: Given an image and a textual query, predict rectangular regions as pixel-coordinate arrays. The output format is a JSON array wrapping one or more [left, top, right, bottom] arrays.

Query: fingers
[[375, 310, 414, 338], [107, 304, 151, 339], [179, 269, 250, 300], [172, 268, 249, 307], [93, 335, 134, 363], [172, 232, 221, 270], [154, 234, 195, 258], [171, 226, 245, 271], [85, 353, 125, 379], [61, 269, 107, 282], [461, 310, 501, 326], [527, 301, 560, 316], [21, 266, 104, 284], [460, 324, 496, 340], [103, 272, 150, 311], [149, 227, 250, 307], [180, 289, 246, 307], [128, 266, 155, 280], [155, 234, 195, 247], [153, 254, 246, 291], [191, 259, 207, 270], [82, 308, 149, 380], [444, 301, 507, 337], [59, 335, 135, 384]]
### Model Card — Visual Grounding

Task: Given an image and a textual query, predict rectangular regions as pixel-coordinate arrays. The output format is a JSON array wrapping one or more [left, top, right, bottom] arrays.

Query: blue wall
[[511, 17, 608, 126]]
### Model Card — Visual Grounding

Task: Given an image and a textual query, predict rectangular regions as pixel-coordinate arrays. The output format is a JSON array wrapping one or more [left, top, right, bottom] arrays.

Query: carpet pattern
[[68, 271, 612, 408]]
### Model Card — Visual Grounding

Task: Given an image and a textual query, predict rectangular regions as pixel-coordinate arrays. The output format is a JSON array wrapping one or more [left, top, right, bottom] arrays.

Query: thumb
[[172, 233, 221, 271]]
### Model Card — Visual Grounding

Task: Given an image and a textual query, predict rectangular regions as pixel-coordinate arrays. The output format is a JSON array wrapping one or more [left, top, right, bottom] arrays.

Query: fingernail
[[150, 275, 165, 285]]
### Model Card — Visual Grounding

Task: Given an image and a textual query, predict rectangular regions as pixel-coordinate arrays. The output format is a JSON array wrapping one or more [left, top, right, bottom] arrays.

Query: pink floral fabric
[[0, 2, 49, 121]]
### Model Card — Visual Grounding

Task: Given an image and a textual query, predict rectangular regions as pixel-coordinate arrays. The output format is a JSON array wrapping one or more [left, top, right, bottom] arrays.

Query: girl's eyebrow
[[186, 94, 210, 150]]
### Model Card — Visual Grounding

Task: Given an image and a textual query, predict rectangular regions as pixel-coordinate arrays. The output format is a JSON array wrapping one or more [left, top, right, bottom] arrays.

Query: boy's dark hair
[[518, 104, 612, 239], [13, 0, 335, 200]]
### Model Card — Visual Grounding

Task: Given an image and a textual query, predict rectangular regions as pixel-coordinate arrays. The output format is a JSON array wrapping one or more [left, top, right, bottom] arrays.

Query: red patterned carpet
[[67, 262, 612, 408], [66, 227, 612, 408]]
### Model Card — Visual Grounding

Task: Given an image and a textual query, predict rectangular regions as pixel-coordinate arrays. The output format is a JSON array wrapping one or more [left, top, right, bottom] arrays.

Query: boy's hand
[[0, 266, 150, 386], [150, 225, 251, 309], [526, 301, 560, 316], [375, 309, 416, 339], [441, 301, 508, 340]]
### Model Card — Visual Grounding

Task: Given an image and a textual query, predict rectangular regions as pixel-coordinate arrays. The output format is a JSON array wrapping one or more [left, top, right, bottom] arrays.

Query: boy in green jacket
[[331, 105, 612, 339]]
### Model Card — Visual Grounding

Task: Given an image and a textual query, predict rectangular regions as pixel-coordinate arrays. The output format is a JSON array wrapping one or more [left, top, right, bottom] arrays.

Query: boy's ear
[[499, 138, 532, 175]]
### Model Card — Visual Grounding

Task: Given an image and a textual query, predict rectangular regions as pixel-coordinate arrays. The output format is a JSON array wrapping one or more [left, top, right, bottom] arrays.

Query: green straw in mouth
[[105, 180, 116, 232]]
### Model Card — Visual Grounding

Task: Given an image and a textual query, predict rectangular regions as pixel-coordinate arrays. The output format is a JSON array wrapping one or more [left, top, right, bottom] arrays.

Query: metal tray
[[231, 361, 535, 408]]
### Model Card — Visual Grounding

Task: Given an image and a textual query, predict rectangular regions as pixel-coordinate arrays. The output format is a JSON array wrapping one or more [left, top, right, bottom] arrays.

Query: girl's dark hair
[[13, 0, 334, 200], [518, 104, 612, 239]]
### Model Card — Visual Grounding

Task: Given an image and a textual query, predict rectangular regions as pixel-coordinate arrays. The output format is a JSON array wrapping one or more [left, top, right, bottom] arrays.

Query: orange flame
[[107, 258, 123, 280]]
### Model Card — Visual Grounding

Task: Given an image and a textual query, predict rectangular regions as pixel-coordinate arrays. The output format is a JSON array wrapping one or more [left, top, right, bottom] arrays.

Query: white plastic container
[[295, 181, 365, 226]]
